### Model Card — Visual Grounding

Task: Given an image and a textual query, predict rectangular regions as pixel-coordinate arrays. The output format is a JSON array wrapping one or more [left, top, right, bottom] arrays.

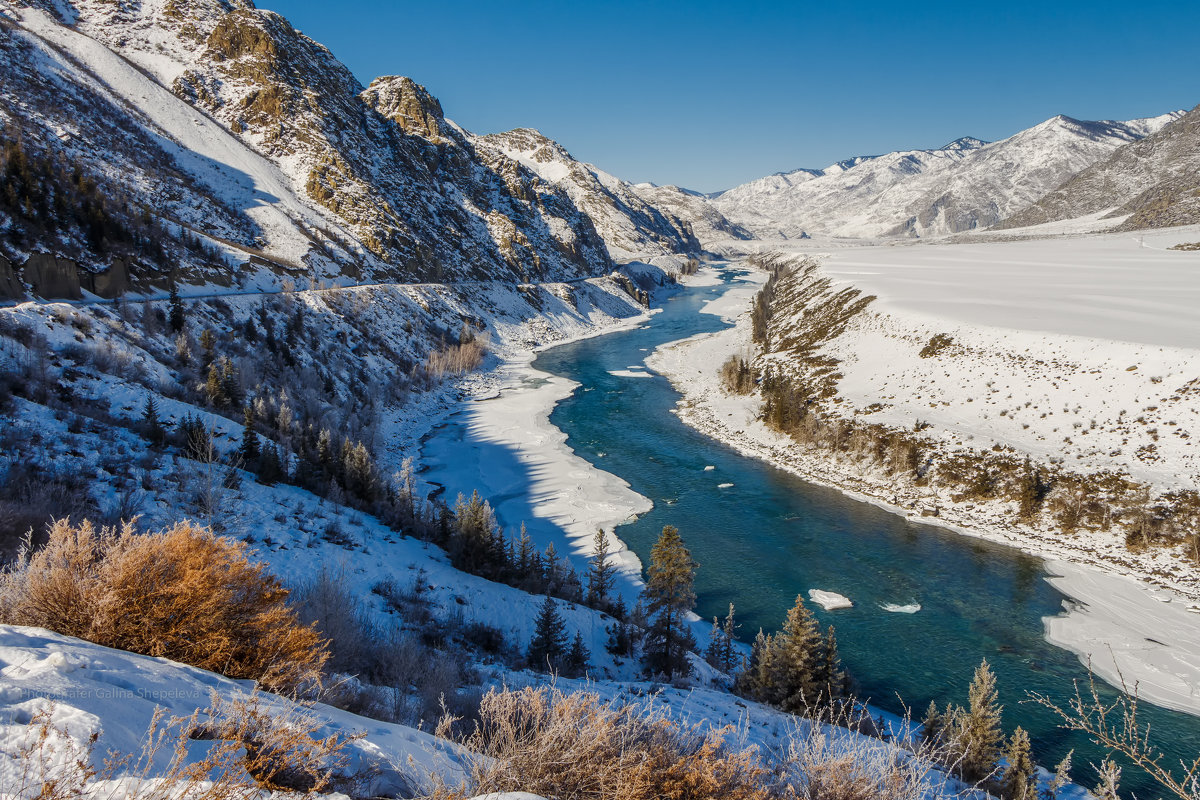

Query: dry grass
[[1, 693, 355, 800], [428, 686, 951, 800], [0, 518, 327, 693], [434, 685, 773, 800]]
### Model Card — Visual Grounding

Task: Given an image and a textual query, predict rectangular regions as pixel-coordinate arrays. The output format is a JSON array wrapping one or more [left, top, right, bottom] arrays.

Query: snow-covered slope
[[998, 104, 1200, 232], [628, 183, 753, 246], [713, 114, 1180, 240], [476, 128, 706, 260], [711, 137, 987, 239]]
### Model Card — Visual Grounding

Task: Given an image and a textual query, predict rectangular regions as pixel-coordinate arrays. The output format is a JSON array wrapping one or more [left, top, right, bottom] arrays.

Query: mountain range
[[0, 0, 1196, 303]]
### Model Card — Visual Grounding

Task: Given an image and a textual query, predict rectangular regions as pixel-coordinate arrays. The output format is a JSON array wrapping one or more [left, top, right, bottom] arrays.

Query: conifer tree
[[543, 541, 562, 595], [528, 596, 567, 672], [239, 404, 259, 467], [922, 700, 946, 746], [565, 630, 590, 677], [257, 443, 284, 486], [143, 395, 165, 448], [958, 659, 1004, 782], [1042, 750, 1072, 800], [737, 628, 772, 697], [168, 283, 184, 333], [818, 625, 846, 700], [641, 525, 697, 678], [705, 617, 723, 669], [586, 528, 615, 610], [199, 328, 216, 372], [1001, 726, 1036, 800], [720, 603, 739, 673], [768, 594, 824, 713], [516, 523, 535, 587]]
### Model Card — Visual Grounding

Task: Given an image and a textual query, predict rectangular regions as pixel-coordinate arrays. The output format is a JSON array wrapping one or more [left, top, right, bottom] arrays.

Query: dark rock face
[[0, 254, 25, 301], [23, 253, 82, 301]]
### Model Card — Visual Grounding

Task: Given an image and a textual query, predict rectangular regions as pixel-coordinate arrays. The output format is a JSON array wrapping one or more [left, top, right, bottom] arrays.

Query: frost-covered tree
[[1001, 726, 1036, 800], [1042, 750, 1072, 800], [1093, 760, 1120, 800], [641, 525, 697, 678], [957, 659, 1004, 782], [767, 594, 823, 712]]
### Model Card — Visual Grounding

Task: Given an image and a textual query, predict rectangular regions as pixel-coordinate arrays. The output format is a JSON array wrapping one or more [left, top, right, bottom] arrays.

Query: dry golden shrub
[[3, 694, 354, 800], [439, 685, 774, 800], [0, 519, 327, 693]]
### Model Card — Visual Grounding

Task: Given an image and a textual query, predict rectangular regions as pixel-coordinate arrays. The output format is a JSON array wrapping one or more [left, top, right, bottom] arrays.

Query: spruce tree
[[257, 443, 284, 486], [199, 328, 216, 372], [586, 528, 615, 610], [1042, 750, 1072, 800], [168, 283, 184, 333], [565, 630, 590, 677], [769, 594, 824, 713], [1001, 726, 1036, 800], [641, 525, 697, 678], [705, 616, 723, 669], [958, 659, 1004, 782], [720, 603, 739, 673], [143, 395, 165, 448], [818, 625, 846, 700], [921, 700, 946, 746], [239, 404, 260, 467], [528, 596, 567, 672]]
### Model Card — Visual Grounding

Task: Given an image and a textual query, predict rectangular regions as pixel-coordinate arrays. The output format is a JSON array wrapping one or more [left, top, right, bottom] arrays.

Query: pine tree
[[641, 525, 697, 679], [143, 395, 165, 448], [818, 625, 846, 701], [957, 659, 1004, 782], [527, 596, 568, 672], [543, 542, 562, 595], [257, 443, 284, 486], [737, 628, 773, 698], [515, 523, 536, 588], [199, 328, 216, 372], [565, 630, 590, 678], [168, 283, 184, 333], [767, 594, 824, 713], [922, 700, 946, 746], [705, 617, 723, 669], [1001, 726, 1036, 800], [586, 528, 615, 610], [239, 404, 260, 467], [1042, 750, 1072, 800], [720, 603, 739, 673]]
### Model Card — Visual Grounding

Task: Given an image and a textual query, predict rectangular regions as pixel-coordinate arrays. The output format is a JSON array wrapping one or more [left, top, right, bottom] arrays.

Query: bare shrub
[[0, 519, 327, 693], [720, 354, 756, 394], [423, 329, 487, 379]]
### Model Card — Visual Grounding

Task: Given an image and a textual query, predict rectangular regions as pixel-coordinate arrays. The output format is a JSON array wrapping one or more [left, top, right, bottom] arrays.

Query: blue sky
[[263, 0, 1199, 193]]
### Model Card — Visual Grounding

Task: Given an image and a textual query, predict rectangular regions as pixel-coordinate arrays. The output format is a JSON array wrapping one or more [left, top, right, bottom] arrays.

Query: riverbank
[[647, 262, 1200, 717]]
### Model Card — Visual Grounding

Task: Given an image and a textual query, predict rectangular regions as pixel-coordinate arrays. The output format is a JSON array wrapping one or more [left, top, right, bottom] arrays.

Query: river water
[[440, 266, 1200, 795]]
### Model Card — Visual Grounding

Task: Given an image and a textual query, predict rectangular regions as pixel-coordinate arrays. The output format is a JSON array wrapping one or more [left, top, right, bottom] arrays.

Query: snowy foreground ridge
[[0, 625, 1088, 800]]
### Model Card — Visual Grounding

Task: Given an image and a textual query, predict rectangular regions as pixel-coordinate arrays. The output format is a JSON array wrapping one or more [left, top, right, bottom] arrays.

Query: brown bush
[[437, 685, 774, 800], [0, 519, 327, 693]]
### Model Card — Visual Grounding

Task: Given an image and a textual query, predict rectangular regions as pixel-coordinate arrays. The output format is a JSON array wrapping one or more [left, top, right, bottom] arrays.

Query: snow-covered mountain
[[627, 182, 753, 246], [477, 128, 709, 260], [0, 0, 711, 300], [712, 114, 1181, 239], [998, 104, 1200, 232]]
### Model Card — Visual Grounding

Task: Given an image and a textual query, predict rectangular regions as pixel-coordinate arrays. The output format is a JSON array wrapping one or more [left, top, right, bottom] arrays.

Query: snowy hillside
[[999, 104, 1200, 232], [477, 128, 706, 261], [628, 182, 754, 246], [712, 114, 1179, 240], [0, 0, 718, 300]]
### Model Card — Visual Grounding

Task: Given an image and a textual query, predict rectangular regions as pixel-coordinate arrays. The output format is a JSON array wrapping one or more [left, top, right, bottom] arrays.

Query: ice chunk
[[703, 465, 715, 471], [717, 482, 734, 488], [809, 590, 853, 610], [880, 602, 921, 614]]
